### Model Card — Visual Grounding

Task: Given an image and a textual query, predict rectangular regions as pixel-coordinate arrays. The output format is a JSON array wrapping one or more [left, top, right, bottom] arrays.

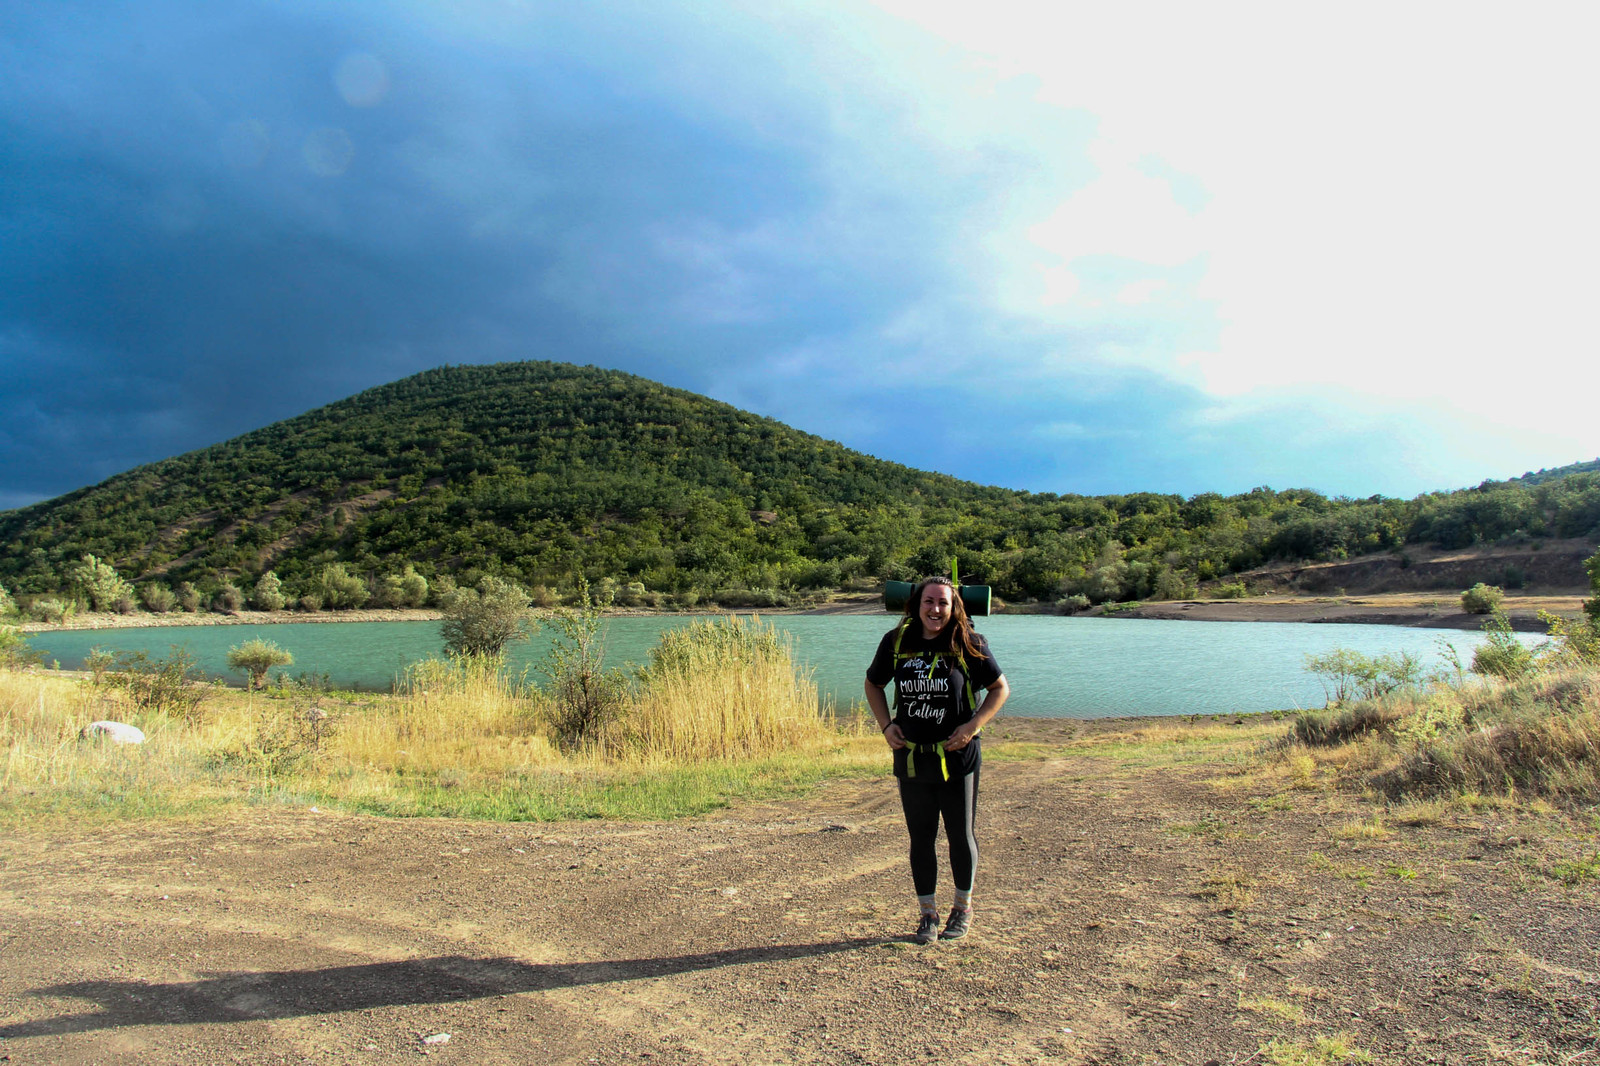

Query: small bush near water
[[1460, 582, 1504, 614]]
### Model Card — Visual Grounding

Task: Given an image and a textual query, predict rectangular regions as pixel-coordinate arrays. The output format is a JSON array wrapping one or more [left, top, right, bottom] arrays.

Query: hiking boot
[[913, 913, 939, 944], [940, 906, 972, 940]]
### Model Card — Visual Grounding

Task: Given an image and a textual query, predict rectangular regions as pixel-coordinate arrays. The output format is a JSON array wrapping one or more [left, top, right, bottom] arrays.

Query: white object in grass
[[81, 721, 146, 745]]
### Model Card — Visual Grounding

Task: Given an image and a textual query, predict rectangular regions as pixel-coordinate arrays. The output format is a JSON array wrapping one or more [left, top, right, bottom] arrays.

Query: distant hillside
[[1, 361, 1597, 610], [1513, 459, 1600, 486]]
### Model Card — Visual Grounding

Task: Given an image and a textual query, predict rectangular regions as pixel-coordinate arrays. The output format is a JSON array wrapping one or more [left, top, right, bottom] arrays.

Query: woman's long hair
[[893, 575, 985, 659]]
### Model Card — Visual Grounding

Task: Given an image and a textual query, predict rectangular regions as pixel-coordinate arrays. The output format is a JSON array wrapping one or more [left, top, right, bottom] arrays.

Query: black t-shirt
[[867, 625, 1002, 776]]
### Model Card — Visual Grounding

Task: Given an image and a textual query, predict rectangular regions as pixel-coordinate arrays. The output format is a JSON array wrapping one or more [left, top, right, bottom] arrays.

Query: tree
[[395, 565, 429, 608], [312, 563, 369, 610], [440, 576, 535, 657], [250, 571, 287, 611], [68, 554, 135, 612], [371, 566, 428, 608], [0, 582, 14, 618], [226, 639, 294, 689], [213, 583, 245, 614]]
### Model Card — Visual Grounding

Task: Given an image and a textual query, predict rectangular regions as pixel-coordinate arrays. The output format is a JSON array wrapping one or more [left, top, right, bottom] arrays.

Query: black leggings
[[897, 767, 980, 897]]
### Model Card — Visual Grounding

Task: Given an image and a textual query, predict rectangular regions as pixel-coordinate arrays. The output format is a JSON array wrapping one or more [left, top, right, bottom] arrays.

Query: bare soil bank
[[1095, 592, 1590, 633], [1231, 538, 1596, 599], [2, 722, 1595, 1065]]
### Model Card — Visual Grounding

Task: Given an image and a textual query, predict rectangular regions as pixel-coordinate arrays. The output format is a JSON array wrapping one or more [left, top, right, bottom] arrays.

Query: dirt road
[[2, 732, 1596, 1064]]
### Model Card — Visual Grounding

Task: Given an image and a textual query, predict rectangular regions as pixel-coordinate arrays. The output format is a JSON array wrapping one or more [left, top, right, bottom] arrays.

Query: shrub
[[1471, 610, 1535, 680], [1540, 610, 1600, 667], [312, 563, 369, 610], [212, 583, 245, 614], [85, 646, 116, 685], [111, 592, 138, 615], [1211, 582, 1248, 599], [395, 566, 429, 608], [1369, 669, 1600, 800], [140, 583, 176, 613], [1056, 593, 1090, 613], [428, 574, 458, 606], [440, 576, 535, 657], [68, 554, 136, 612], [0, 583, 14, 618], [0, 625, 38, 666], [226, 638, 295, 689], [28, 598, 68, 624], [1151, 567, 1193, 601], [540, 588, 627, 752], [100, 647, 206, 719], [1304, 647, 1423, 706], [174, 582, 202, 612], [250, 571, 287, 611], [1461, 583, 1504, 614], [227, 702, 338, 776], [296, 593, 324, 612], [370, 566, 429, 609]]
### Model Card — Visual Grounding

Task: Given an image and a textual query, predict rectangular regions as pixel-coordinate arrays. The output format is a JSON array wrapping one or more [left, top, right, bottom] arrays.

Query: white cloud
[[866, 0, 1600, 461]]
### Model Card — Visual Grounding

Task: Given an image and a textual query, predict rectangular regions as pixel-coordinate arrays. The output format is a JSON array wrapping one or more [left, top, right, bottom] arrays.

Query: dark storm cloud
[[5, 0, 1481, 509], [1, 0, 959, 504]]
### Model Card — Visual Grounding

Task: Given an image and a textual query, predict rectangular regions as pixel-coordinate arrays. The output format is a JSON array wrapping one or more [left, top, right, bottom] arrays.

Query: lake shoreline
[[16, 590, 1584, 634]]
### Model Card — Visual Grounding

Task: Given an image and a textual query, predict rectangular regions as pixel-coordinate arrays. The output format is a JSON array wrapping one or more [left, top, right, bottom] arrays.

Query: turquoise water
[[24, 615, 1521, 719]]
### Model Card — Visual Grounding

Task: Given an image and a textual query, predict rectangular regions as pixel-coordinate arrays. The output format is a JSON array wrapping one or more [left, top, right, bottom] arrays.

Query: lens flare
[[302, 127, 355, 177], [334, 52, 389, 107]]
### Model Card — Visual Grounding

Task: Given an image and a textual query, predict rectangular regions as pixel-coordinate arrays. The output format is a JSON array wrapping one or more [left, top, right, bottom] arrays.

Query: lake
[[23, 615, 1526, 719]]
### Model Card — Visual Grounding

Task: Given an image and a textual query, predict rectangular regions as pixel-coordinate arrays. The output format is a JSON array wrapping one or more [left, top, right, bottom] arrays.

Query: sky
[[3, 1, 1597, 511]]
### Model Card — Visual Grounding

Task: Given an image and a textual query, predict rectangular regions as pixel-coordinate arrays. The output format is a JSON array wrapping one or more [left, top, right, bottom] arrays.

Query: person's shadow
[[1, 938, 885, 1039]]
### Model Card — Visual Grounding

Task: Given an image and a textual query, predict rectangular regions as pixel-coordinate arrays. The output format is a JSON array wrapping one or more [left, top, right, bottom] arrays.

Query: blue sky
[[3, 1, 1596, 510]]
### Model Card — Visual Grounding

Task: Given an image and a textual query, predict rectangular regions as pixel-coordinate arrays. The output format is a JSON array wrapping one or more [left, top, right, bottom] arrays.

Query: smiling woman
[[864, 575, 1008, 944]]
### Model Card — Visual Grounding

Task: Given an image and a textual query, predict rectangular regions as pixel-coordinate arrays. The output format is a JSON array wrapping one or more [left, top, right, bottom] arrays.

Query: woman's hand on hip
[[883, 723, 907, 749]]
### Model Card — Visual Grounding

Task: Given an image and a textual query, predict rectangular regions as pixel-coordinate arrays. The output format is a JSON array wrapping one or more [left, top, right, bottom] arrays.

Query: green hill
[[1, 361, 1597, 610]]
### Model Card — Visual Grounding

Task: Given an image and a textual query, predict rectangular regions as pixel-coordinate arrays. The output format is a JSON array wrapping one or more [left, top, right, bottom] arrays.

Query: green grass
[[298, 752, 881, 821], [1261, 1034, 1373, 1065], [1240, 996, 1305, 1022], [1546, 852, 1600, 886]]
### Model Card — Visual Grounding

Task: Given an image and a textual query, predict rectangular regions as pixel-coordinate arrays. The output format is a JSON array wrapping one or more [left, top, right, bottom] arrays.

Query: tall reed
[[608, 616, 830, 760], [330, 655, 559, 774]]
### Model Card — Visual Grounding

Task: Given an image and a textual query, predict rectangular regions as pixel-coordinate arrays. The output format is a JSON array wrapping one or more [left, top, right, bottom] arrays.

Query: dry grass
[[0, 618, 882, 823], [1197, 867, 1256, 909], [1287, 664, 1600, 804], [600, 616, 836, 760]]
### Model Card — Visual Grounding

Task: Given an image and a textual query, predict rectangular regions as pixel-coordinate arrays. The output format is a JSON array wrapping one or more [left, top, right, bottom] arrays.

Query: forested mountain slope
[[1, 362, 1597, 608]]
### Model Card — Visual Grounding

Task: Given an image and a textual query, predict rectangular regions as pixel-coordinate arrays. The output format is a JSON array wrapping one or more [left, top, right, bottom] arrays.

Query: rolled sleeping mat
[[884, 580, 992, 617]]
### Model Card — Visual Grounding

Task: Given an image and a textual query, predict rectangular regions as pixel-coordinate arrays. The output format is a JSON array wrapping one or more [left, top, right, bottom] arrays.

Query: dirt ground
[[2, 721, 1597, 1065]]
